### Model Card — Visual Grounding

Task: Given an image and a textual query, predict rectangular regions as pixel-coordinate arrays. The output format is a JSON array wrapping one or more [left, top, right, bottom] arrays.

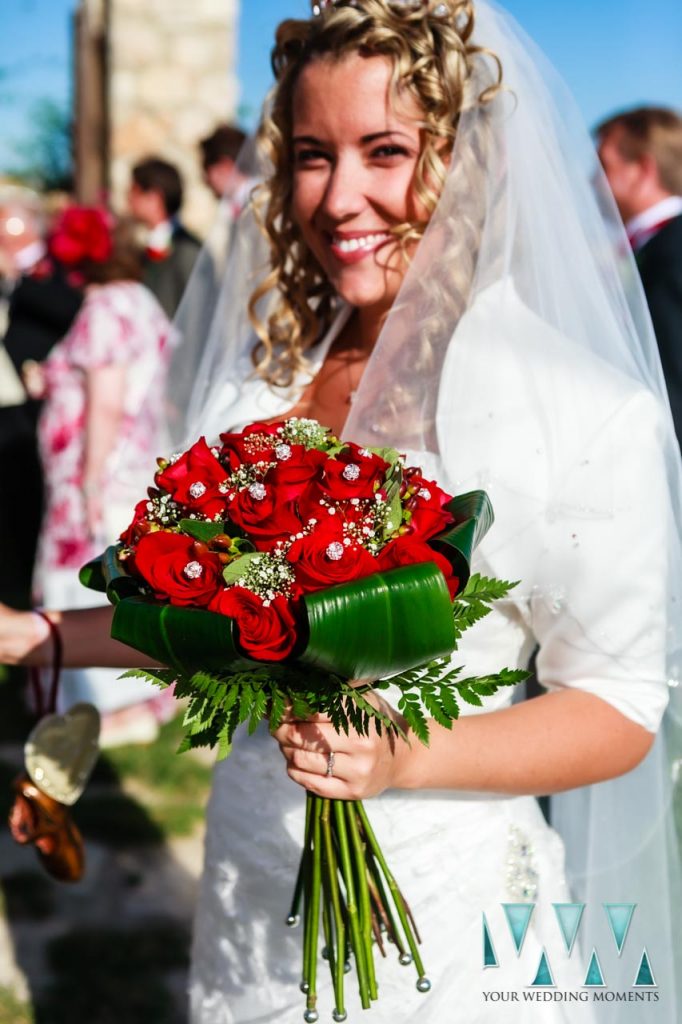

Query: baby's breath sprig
[[280, 417, 334, 450], [223, 549, 297, 603], [225, 461, 277, 493], [144, 490, 183, 529]]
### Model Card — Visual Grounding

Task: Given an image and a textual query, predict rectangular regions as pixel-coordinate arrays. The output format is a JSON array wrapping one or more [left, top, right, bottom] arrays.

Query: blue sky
[[1, 0, 681, 171]]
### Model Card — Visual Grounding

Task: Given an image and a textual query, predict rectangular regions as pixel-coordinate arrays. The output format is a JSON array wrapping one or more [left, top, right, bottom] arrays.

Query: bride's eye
[[294, 148, 331, 167], [371, 144, 410, 160]]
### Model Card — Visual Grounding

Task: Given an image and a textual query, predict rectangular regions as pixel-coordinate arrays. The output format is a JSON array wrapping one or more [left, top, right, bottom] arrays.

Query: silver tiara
[[311, 1, 450, 16]]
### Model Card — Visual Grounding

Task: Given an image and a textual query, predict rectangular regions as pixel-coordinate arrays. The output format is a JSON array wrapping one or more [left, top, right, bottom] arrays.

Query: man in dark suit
[[128, 157, 202, 318], [597, 107, 682, 448], [0, 189, 83, 607]]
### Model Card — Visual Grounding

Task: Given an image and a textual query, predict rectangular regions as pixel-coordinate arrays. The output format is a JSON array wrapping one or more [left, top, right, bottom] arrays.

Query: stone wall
[[78, 0, 239, 236]]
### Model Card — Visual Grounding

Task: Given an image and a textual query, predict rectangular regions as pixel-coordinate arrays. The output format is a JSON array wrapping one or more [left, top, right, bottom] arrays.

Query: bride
[[2, 1, 681, 1021]]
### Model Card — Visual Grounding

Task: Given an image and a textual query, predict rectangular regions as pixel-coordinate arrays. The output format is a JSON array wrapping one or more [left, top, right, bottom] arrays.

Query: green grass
[[91, 713, 214, 840], [0, 987, 34, 1024], [41, 710, 213, 847], [103, 713, 213, 797]]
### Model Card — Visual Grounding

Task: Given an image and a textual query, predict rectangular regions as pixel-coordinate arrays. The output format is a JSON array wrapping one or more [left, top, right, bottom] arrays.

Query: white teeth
[[333, 232, 389, 254]]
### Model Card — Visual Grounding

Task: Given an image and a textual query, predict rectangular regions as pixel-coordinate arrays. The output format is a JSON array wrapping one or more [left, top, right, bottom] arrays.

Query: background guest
[[127, 157, 201, 318], [30, 206, 174, 744], [597, 107, 682, 447], [164, 126, 258, 418], [198, 123, 251, 208], [0, 187, 82, 609]]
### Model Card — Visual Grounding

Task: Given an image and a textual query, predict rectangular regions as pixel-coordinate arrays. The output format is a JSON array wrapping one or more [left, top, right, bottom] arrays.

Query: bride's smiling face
[[291, 53, 426, 322]]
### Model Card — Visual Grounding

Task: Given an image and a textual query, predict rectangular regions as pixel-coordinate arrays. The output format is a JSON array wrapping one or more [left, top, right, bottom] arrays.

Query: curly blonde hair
[[249, 0, 502, 387]]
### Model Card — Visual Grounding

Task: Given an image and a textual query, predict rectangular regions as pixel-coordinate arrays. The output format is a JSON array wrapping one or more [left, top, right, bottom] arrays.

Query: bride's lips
[[326, 229, 392, 265]]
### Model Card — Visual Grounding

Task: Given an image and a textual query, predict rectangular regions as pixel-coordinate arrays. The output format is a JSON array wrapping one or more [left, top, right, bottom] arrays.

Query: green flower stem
[[365, 843, 408, 959], [305, 796, 324, 1014], [356, 801, 427, 980], [301, 793, 316, 991], [364, 869, 388, 956], [322, 799, 347, 1016], [333, 799, 371, 1009], [322, 883, 334, 974], [288, 796, 312, 924], [345, 802, 378, 1001]]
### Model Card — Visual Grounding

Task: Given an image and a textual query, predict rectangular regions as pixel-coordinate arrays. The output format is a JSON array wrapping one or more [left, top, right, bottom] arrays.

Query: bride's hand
[[272, 691, 412, 800], [0, 604, 51, 666]]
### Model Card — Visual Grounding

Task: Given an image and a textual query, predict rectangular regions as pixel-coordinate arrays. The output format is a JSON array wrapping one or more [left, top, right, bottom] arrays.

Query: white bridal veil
[[112, 1, 682, 1018]]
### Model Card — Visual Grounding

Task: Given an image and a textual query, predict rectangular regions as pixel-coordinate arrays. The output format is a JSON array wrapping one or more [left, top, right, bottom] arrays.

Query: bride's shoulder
[[453, 279, 663, 429]]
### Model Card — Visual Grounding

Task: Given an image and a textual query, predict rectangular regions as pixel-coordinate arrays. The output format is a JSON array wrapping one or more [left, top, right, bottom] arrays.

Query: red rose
[[377, 535, 460, 598], [49, 207, 113, 266], [119, 498, 152, 547], [286, 519, 378, 594], [156, 437, 228, 518], [267, 446, 327, 503], [219, 422, 286, 470], [209, 587, 298, 661], [226, 480, 304, 549], [404, 471, 453, 540], [296, 485, 369, 530], [132, 532, 223, 606], [318, 445, 390, 502]]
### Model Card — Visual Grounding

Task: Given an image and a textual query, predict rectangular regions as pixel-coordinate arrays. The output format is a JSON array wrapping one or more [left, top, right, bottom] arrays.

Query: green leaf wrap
[[430, 490, 494, 589], [111, 598, 248, 675], [78, 557, 106, 594], [301, 563, 455, 679], [80, 489, 493, 678], [79, 545, 139, 603]]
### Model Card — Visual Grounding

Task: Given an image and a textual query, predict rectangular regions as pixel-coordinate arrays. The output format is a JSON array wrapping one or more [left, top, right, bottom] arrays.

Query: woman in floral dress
[[31, 209, 173, 739]]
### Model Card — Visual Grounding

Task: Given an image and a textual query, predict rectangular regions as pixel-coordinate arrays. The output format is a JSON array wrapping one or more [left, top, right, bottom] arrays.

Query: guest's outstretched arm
[[0, 604, 159, 669]]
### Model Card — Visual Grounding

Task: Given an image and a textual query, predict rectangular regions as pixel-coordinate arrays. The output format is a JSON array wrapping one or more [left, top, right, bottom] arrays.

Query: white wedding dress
[[189, 285, 669, 1023]]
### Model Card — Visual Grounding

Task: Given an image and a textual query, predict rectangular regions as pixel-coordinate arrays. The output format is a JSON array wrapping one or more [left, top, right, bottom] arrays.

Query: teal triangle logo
[[604, 903, 636, 955], [633, 948, 656, 987], [583, 948, 606, 987], [530, 949, 555, 987], [482, 913, 499, 968], [553, 903, 585, 955], [502, 903, 534, 956]]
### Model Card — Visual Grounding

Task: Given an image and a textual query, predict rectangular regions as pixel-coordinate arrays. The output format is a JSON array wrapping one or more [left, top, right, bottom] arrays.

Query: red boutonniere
[[145, 246, 171, 262]]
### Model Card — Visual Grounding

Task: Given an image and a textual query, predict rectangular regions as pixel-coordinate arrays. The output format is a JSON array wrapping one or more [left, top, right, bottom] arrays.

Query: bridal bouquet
[[81, 417, 524, 1021]]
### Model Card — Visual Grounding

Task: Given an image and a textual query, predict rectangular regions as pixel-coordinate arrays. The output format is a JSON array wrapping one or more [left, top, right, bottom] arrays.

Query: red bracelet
[[29, 611, 63, 718]]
